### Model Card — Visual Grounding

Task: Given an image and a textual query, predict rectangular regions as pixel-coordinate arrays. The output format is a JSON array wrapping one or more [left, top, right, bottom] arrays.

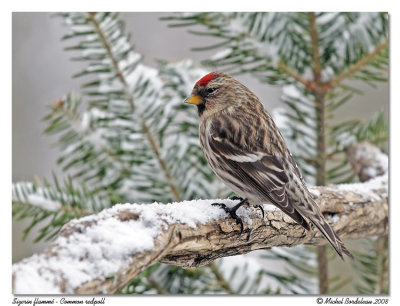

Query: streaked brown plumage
[[185, 72, 353, 260]]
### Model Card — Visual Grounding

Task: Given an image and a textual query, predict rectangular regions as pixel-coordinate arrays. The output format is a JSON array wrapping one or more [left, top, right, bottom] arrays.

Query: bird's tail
[[305, 201, 354, 260]]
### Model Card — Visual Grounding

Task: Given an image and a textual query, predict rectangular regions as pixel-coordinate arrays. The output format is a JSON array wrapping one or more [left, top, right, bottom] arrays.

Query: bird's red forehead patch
[[196, 73, 216, 86]]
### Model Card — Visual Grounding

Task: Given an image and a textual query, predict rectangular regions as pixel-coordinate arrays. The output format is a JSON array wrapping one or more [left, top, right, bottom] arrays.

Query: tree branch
[[307, 12, 329, 294], [348, 142, 389, 294], [308, 12, 322, 84], [88, 12, 182, 202], [12, 143, 388, 294], [277, 61, 312, 89], [327, 38, 388, 90], [278, 37, 388, 95]]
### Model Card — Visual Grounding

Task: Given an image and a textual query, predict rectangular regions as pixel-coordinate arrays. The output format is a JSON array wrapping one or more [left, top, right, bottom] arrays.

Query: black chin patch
[[197, 103, 206, 116]]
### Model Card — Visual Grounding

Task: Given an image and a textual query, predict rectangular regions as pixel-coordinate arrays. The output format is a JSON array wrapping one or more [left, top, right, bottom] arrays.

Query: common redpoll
[[184, 72, 353, 260]]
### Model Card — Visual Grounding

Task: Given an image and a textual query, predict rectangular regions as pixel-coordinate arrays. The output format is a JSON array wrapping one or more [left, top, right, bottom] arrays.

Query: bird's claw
[[230, 196, 265, 220], [212, 199, 248, 235], [211, 202, 229, 212], [255, 205, 265, 219], [229, 196, 244, 201]]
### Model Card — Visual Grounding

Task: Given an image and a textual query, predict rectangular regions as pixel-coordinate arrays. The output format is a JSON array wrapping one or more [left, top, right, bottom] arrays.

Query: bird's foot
[[255, 205, 265, 220], [212, 198, 249, 235], [230, 196, 265, 220], [229, 196, 245, 201]]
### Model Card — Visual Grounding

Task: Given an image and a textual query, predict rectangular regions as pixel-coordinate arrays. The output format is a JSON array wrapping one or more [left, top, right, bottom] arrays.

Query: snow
[[374, 152, 388, 173], [162, 59, 208, 97], [79, 108, 110, 132], [218, 254, 266, 293], [217, 247, 317, 294], [354, 143, 388, 175], [271, 107, 290, 136], [309, 189, 321, 198], [328, 214, 340, 224], [97, 78, 124, 93], [282, 84, 302, 99], [85, 129, 109, 151], [327, 13, 384, 66], [13, 165, 387, 294], [327, 143, 388, 200], [302, 67, 314, 81], [321, 66, 335, 82], [250, 39, 280, 65], [272, 84, 318, 184], [13, 182, 62, 212], [12, 256, 63, 294], [225, 17, 246, 35], [336, 131, 357, 150], [26, 194, 62, 211], [82, 47, 106, 56], [126, 63, 162, 95], [334, 173, 388, 201], [211, 48, 232, 60], [317, 12, 337, 24], [364, 167, 378, 178], [203, 12, 283, 66], [12, 198, 259, 294]]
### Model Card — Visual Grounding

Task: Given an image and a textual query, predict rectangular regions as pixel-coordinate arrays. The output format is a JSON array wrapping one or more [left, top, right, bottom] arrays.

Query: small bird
[[184, 72, 353, 260]]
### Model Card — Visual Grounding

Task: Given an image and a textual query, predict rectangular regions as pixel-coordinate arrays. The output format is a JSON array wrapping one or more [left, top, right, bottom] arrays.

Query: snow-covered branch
[[12, 143, 388, 294]]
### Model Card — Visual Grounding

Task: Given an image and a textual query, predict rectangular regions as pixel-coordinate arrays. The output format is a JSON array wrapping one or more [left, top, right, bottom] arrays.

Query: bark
[[12, 143, 388, 294]]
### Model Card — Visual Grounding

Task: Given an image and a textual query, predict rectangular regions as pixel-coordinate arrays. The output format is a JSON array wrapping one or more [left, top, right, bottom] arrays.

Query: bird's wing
[[208, 120, 310, 230]]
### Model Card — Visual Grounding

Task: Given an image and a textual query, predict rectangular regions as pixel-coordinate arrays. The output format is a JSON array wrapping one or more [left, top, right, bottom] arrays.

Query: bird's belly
[[200, 121, 268, 205], [205, 153, 266, 205]]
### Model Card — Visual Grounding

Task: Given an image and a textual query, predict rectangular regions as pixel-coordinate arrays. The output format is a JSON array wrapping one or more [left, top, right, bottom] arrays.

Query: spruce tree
[[163, 12, 388, 294], [13, 12, 388, 294]]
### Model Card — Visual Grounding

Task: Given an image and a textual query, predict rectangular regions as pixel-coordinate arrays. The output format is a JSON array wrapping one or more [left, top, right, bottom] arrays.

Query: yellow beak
[[184, 95, 203, 105]]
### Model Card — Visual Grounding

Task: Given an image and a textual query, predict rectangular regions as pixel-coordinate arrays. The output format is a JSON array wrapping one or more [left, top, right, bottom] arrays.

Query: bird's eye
[[207, 88, 215, 94]]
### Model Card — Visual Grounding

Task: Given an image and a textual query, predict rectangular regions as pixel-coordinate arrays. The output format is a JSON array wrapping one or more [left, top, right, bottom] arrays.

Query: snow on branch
[[12, 143, 388, 294]]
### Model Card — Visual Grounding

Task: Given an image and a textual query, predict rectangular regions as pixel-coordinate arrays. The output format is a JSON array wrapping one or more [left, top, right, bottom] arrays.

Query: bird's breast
[[199, 121, 216, 166]]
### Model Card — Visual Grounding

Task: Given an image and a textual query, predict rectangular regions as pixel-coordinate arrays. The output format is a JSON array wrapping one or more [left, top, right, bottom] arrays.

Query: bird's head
[[184, 72, 242, 118]]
